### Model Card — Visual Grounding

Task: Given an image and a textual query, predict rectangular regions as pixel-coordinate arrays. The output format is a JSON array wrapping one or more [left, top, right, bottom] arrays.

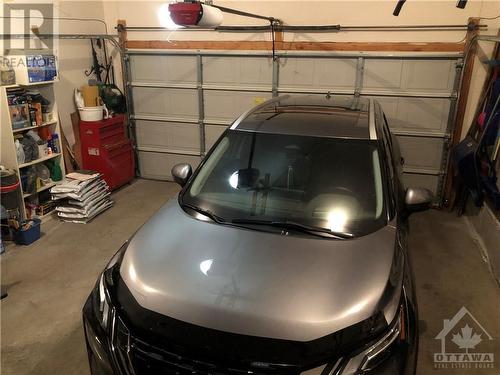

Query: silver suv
[[83, 95, 432, 375]]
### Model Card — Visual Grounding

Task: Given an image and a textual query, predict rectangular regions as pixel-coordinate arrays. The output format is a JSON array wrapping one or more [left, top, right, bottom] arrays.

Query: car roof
[[230, 95, 376, 140]]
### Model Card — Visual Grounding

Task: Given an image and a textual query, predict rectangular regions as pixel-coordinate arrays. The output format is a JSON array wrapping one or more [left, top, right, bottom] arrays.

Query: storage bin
[[13, 218, 41, 245], [78, 106, 105, 122]]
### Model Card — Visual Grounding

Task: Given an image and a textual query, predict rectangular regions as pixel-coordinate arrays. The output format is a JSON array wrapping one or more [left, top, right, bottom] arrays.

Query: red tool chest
[[79, 115, 135, 191]]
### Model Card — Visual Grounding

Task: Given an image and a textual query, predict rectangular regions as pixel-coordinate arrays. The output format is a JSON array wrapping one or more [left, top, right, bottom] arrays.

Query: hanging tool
[[393, 0, 407, 16], [85, 38, 105, 82]]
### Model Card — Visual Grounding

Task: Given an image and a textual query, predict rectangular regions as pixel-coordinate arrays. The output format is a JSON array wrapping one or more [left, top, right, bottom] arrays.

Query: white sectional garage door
[[126, 50, 462, 204]]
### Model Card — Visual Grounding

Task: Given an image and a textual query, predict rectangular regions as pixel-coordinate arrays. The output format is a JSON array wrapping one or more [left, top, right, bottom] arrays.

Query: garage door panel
[[397, 136, 443, 171], [139, 152, 201, 181], [205, 124, 228, 151], [371, 96, 399, 120], [374, 96, 450, 133], [136, 120, 200, 154], [204, 91, 272, 124], [397, 98, 450, 132], [364, 60, 403, 89], [279, 58, 357, 90], [403, 174, 439, 195], [402, 59, 455, 92], [133, 87, 198, 119], [203, 56, 272, 88], [130, 55, 197, 84], [364, 59, 455, 95]]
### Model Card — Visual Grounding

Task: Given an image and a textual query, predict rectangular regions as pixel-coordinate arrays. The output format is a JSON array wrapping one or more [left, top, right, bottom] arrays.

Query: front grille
[[132, 338, 264, 375], [113, 315, 295, 375]]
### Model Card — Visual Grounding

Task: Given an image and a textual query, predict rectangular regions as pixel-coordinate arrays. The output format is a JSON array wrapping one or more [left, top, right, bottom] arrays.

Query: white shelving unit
[[1, 81, 66, 221], [13, 119, 57, 134]]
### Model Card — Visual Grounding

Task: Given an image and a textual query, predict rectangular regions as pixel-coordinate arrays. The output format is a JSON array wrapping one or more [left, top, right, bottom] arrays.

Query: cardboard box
[[81, 85, 99, 107], [9, 104, 29, 129]]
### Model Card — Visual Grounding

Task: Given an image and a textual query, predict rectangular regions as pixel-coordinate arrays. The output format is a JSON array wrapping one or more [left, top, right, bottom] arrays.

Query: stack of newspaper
[[50, 171, 113, 223]]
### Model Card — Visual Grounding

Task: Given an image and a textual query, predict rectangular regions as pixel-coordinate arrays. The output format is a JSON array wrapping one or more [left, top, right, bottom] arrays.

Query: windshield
[[182, 130, 386, 237]]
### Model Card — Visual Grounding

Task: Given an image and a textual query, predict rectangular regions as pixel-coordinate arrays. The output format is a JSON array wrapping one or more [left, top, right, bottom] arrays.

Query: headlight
[[97, 273, 111, 330], [93, 241, 129, 331], [301, 305, 406, 375], [340, 306, 404, 374]]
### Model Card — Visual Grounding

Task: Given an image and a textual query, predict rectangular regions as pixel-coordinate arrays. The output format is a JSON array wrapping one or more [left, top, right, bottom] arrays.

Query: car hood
[[120, 199, 398, 342]]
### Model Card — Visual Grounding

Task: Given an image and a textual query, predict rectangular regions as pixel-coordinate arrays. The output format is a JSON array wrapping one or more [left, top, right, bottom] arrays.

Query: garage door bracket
[[197, 55, 206, 156], [354, 57, 365, 97]]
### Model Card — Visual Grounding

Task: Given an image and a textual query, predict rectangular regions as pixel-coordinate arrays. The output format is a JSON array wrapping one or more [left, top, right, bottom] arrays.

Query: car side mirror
[[405, 187, 433, 213], [171, 163, 192, 187]]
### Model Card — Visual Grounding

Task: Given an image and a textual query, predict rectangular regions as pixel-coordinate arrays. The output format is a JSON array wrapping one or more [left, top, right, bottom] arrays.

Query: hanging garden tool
[[85, 38, 106, 83]]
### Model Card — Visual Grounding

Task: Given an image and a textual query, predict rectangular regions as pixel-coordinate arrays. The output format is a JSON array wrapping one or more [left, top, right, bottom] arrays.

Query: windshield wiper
[[231, 218, 353, 239], [181, 203, 226, 224], [181, 204, 353, 239]]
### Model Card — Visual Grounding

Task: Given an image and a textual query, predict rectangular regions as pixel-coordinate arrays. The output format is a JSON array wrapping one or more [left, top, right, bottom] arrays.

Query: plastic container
[[42, 112, 55, 123], [35, 164, 51, 183], [15, 140, 25, 164], [21, 167, 37, 194], [0, 56, 15, 85], [47, 134, 59, 153], [51, 134, 59, 153], [13, 218, 41, 245], [78, 106, 105, 122], [20, 173, 29, 192], [38, 142, 48, 157]]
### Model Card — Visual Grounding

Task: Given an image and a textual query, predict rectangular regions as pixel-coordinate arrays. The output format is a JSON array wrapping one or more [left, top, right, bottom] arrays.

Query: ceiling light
[[157, 3, 181, 30], [200, 259, 213, 276], [229, 171, 239, 189], [327, 208, 348, 233]]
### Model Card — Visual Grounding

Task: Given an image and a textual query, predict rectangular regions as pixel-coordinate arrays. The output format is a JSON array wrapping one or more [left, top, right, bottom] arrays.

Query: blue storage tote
[[13, 218, 41, 245]]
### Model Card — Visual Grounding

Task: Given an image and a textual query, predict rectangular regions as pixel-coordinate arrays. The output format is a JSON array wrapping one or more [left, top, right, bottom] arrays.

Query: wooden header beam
[[125, 40, 465, 53]]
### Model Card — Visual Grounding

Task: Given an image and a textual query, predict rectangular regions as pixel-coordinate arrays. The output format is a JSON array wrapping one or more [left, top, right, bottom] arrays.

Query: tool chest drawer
[[79, 115, 135, 191], [79, 114, 127, 148]]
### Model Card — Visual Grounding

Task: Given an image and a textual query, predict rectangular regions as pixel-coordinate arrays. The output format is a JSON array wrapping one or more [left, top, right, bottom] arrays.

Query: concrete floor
[[1, 179, 499, 375]]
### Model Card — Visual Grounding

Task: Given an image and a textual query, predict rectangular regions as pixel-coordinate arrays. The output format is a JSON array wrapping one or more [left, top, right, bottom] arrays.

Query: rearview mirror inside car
[[171, 163, 192, 187], [405, 187, 433, 213], [237, 168, 260, 189]]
